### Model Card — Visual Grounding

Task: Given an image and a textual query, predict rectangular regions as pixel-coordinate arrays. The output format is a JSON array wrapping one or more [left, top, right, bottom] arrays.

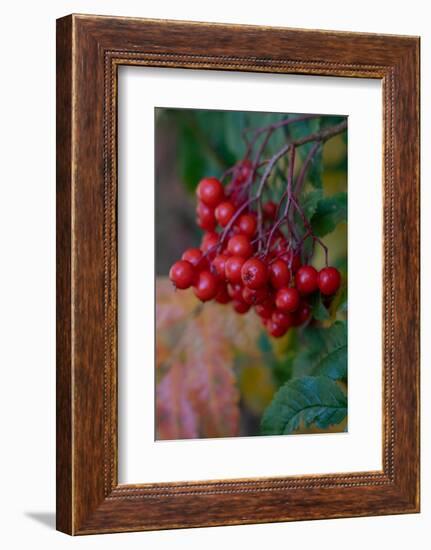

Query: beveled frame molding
[[56, 14, 420, 535]]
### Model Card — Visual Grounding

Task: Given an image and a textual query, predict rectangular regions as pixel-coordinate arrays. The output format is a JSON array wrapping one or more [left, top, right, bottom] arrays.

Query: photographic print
[[155, 107, 348, 441], [56, 16, 420, 532]]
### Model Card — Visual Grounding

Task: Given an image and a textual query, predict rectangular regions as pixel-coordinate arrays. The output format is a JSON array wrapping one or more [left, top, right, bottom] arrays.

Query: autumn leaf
[[156, 278, 263, 439], [156, 362, 199, 439], [156, 279, 197, 330], [183, 303, 240, 438]]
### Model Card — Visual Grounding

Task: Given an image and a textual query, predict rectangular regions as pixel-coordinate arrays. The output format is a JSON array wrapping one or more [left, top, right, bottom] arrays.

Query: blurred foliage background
[[155, 108, 347, 440]]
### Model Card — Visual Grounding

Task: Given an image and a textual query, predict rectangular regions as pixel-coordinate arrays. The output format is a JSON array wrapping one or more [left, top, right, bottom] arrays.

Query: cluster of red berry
[[169, 165, 341, 338]]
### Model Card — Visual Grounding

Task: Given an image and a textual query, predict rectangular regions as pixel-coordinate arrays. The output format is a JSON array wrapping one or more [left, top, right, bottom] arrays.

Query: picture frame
[[56, 14, 420, 535]]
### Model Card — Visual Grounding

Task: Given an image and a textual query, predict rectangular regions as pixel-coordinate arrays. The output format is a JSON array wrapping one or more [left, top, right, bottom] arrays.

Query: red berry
[[196, 201, 216, 231], [263, 201, 277, 220], [255, 300, 274, 319], [196, 177, 225, 207], [241, 257, 268, 289], [276, 242, 301, 272], [233, 300, 250, 314], [269, 259, 291, 289], [169, 260, 195, 290], [225, 256, 246, 283], [193, 270, 219, 302], [318, 267, 341, 296], [295, 265, 319, 295], [242, 286, 269, 306], [274, 236, 288, 252], [215, 201, 236, 227], [227, 235, 253, 258], [290, 254, 302, 273], [236, 213, 257, 237], [229, 189, 244, 209], [293, 302, 311, 326], [182, 248, 206, 270], [211, 254, 228, 279], [267, 319, 287, 338], [272, 309, 295, 329], [277, 249, 301, 274], [201, 232, 219, 253], [215, 284, 231, 304], [227, 283, 244, 301], [275, 287, 300, 312], [234, 159, 253, 184]]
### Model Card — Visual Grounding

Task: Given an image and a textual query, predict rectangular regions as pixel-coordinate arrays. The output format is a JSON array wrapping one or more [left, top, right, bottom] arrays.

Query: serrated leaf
[[300, 324, 327, 351], [292, 321, 347, 381], [311, 192, 347, 237], [291, 350, 317, 378], [312, 322, 347, 381], [314, 348, 347, 381], [260, 375, 347, 435]]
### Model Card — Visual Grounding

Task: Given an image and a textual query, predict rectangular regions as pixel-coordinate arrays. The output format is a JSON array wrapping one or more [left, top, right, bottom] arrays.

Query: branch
[[294, 141, 321, 196], [244, 113, 321, 143], [292, 120, 347, 147], [264, 147, 296, 256], [255, 119, 346, 198]]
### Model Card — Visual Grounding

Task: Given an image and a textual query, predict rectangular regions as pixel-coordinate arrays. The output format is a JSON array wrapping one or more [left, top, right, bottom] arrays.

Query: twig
[[290, 195, 329, 266], [264, 147, 296, 255], [294, 141, 321, 196], [291, 120, 347, 148]]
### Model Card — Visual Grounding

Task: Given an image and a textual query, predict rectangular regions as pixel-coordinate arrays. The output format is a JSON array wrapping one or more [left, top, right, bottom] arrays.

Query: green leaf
[[291, 349, 317, 378], [300, 189, 323, 220], [177, 124, 207, 192], [224, 111, 248, 159], [307, 144, 323, 189], [329, 283, 348, 319], [312, 321, 347, 381], [311, 192, 347, 237], [314, 348, 347, 381], [175, 109, 239, 191], [300, 324, 327, 351], [272, 354, 295, 386], [309, 292, 330, 321], [292, 321, 347, 381], [261, 375, 347, 435], [194, 110, 236, 167]]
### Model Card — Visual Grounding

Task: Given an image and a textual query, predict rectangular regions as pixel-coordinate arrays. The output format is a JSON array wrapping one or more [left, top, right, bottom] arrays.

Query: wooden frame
[[56, 14, 420, 535]]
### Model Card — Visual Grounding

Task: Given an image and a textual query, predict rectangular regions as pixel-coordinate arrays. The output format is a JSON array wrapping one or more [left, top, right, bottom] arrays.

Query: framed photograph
[[56, 14, 420, 534]]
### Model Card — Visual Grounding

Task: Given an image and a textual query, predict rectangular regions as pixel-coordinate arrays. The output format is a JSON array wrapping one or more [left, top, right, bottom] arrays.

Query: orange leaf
[[156, 362, 198, 440], [156, 277, 264, 439], [182, 303, 240, 438]]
